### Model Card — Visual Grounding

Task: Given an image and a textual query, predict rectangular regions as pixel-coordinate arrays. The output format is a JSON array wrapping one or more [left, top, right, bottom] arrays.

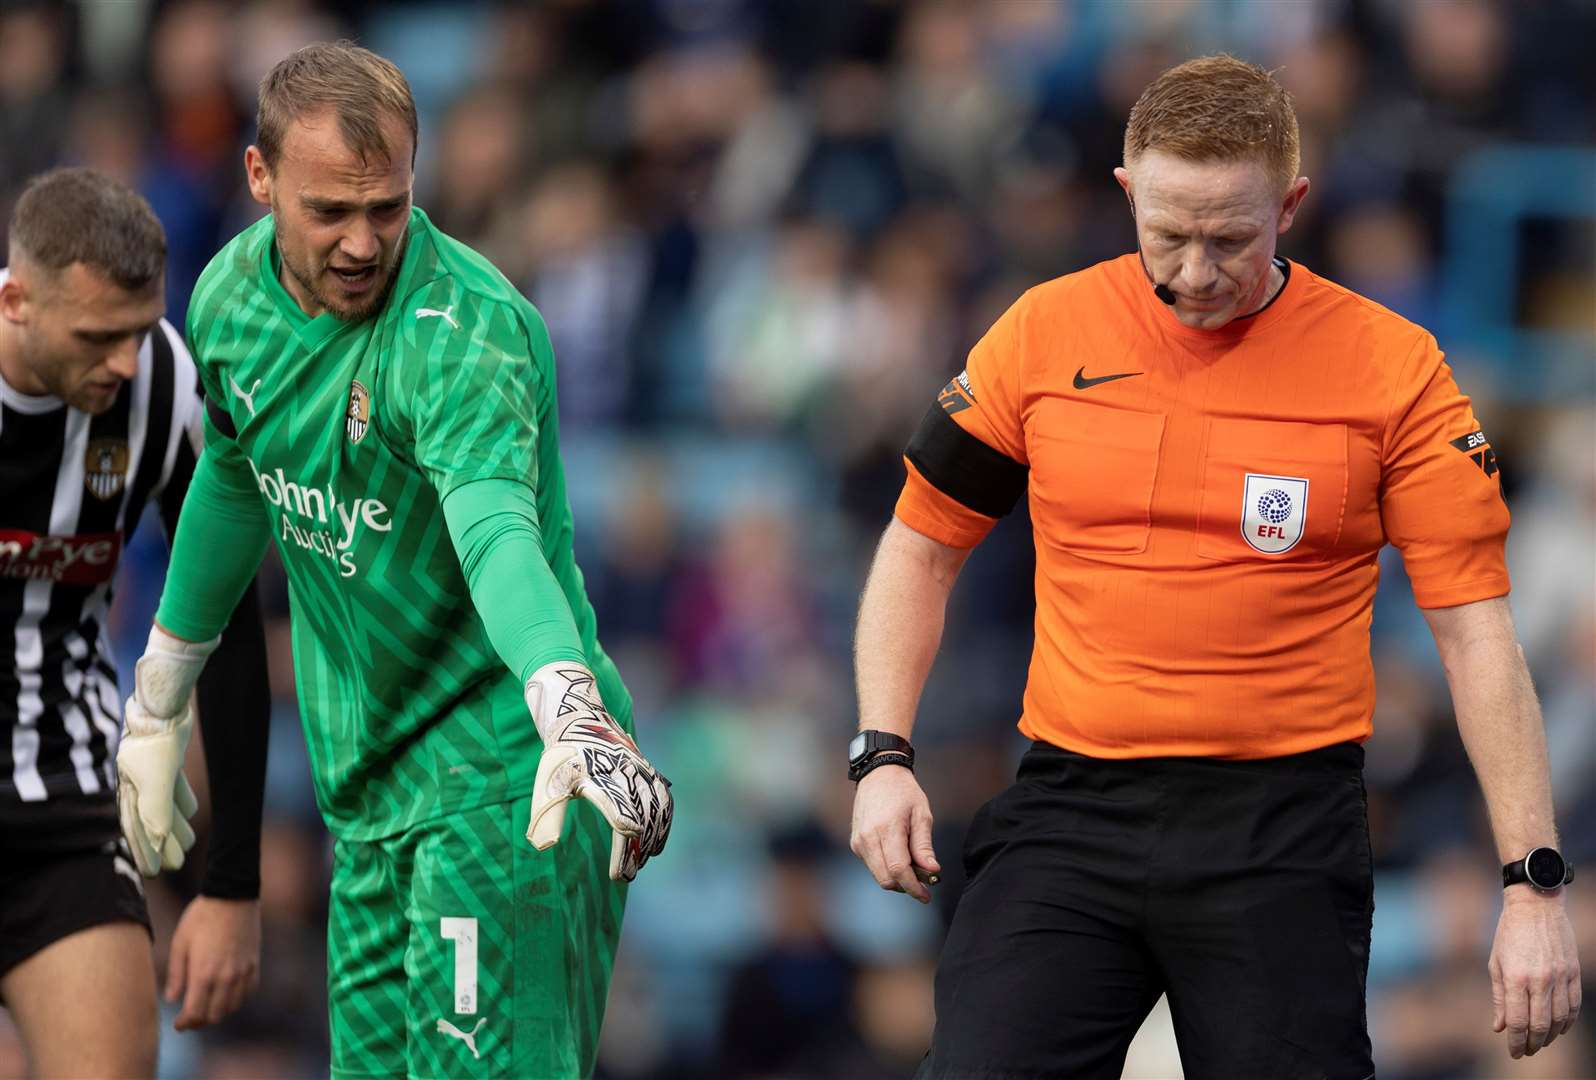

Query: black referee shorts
[[920, 740, 1375, 1080], [0, 838, 151, 978]]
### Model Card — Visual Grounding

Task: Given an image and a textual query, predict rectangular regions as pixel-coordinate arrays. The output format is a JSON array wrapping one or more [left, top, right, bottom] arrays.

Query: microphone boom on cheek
[[1136, 245, 1178, 306]]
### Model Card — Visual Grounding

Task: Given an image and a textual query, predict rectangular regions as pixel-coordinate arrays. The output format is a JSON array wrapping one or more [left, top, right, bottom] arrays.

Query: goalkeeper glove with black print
[[523, 661, 673, 882]]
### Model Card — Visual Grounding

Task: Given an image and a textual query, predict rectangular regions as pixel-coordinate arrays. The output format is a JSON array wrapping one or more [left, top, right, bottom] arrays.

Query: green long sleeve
[[442, 477, 588, 686], [156, 422, 271, 642]]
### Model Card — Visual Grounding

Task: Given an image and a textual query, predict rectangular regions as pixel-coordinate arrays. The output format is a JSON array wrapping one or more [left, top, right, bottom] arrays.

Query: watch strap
[[1502, 849, 1575, 890], [851, 751, 913, 784], [854, 730, 913, 761]]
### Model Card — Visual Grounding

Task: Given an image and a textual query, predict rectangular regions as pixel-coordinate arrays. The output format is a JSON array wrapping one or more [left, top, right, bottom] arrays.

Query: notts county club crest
[[1240, 473, 1309, 554], [83, 438, 129, 501], [346, 380, 371, 444]]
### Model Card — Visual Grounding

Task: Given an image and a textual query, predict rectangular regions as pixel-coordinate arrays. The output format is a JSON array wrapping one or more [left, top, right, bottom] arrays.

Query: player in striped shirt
[[0, 169, 270, 1076]]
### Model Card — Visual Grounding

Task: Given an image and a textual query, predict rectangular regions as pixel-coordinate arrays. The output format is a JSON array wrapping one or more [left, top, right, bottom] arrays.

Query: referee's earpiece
[[1129, 196, 1177, 306]]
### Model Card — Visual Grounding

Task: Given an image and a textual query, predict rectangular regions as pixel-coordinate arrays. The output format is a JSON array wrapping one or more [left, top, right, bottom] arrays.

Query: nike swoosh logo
[[1073, 367, 1143, 390]]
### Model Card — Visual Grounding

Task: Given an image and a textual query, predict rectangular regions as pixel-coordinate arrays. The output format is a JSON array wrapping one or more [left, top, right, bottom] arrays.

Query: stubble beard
[[281, 232, 407, 323]]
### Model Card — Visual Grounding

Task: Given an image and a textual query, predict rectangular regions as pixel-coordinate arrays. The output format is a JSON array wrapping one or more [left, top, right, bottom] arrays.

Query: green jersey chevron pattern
[[186, 208, 630, 840]]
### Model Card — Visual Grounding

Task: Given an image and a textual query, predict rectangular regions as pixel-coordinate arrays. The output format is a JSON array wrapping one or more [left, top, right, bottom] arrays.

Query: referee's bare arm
[[850, 518, 970, 904], [1424, 596, 1581, 1059]]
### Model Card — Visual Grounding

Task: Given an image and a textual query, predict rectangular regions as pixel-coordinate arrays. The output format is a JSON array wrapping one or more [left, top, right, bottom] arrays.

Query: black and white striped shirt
[[0, 272, 200, 841]]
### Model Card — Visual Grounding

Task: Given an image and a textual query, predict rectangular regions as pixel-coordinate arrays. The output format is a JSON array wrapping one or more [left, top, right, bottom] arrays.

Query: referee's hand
[[1489, 888, 1581, 1058], [850, 765, 940, 904]]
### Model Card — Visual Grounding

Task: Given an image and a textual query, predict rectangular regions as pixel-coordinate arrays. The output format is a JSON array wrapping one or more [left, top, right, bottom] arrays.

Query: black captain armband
[[904, 401, 1028, 518], [205, 394, 238, 440]]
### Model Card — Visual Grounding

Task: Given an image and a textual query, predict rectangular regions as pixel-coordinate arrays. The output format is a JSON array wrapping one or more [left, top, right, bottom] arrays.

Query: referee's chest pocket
[[1028, 398, 1166, 555], [1196, 418, 1348, 561]]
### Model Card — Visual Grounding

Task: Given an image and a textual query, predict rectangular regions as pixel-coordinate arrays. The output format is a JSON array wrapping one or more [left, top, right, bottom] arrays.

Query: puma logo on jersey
[[229, 375, 263, 418], [436, 1018, 486, 1059], [416, 305, 459, 330]]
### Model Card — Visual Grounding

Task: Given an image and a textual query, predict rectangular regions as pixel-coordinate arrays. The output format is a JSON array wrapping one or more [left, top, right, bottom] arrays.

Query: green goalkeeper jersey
[[176, 207, 628, 839]]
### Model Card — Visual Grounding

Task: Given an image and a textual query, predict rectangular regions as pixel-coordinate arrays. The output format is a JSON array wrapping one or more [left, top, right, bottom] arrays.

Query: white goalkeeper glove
[[116, 624, 218, 877], [524, 662, 673, 882]]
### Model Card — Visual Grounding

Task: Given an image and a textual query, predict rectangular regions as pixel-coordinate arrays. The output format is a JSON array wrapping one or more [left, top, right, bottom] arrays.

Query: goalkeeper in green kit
[[112, 42, 673, 1079]]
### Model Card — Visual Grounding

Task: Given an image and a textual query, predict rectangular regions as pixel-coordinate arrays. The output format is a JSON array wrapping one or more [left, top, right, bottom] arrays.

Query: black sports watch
[[1502, 847, 1574, 892], [849, 730, 914, 782]]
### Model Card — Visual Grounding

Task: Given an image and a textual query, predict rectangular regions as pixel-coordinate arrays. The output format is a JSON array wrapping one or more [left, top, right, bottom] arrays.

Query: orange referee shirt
[[895, 254, 1510, 760]]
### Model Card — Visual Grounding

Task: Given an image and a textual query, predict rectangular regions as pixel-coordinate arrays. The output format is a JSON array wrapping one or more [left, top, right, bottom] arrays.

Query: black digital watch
[[848, 730, 914, 782], [1502, 847, 1574, 892]]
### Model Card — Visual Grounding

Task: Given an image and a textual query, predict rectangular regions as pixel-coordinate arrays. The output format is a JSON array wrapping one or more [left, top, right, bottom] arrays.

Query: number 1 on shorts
[[439, 916, 479, 1014]]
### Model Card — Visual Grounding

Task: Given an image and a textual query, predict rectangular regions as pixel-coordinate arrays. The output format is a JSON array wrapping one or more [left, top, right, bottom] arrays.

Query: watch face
[[1526, 847, 1567, 889], [848, 733, 867, 764]]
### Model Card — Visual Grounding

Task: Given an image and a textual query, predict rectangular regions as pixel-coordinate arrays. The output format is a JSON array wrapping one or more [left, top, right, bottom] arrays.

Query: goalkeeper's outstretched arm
[[442, 477, 673, 882], [850, 517, 970, 903]]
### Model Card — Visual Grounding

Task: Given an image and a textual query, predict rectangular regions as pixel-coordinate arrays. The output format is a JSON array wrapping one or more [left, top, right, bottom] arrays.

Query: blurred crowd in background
[[1, 1, 1592, 1077]]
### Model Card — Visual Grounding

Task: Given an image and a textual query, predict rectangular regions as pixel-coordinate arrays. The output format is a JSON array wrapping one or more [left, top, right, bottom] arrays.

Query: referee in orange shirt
[[849, 56, 1579, 1078]]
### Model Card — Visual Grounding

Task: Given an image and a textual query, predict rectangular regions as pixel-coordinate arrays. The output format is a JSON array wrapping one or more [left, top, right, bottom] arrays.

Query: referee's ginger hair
[[1124, 54, 1301, 194]]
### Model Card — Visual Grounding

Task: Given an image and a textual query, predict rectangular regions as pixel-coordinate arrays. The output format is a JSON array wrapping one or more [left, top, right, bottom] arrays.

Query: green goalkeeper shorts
[[326, 795, 626, 1079]]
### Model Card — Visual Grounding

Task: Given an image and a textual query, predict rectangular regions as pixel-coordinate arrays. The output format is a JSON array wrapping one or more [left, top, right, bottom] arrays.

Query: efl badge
[[1240, 473, 1308, 554], [346, 380, 370, 444], [83, 438, 129, 501]]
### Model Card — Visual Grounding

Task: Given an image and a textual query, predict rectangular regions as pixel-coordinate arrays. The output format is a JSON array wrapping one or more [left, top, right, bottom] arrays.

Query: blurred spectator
[[715, 822, 859, 1076], [703, 215, 854, 430], [891, 2, 1031, 202], [1326, 201, 1438, 326], [0, 4, 71, 211], [519, 160, 651, 426], [424, 85, 530, 256]]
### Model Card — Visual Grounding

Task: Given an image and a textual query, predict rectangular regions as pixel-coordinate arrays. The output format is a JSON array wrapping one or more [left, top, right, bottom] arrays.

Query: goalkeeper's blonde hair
[[256, 41, 417, 171]]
